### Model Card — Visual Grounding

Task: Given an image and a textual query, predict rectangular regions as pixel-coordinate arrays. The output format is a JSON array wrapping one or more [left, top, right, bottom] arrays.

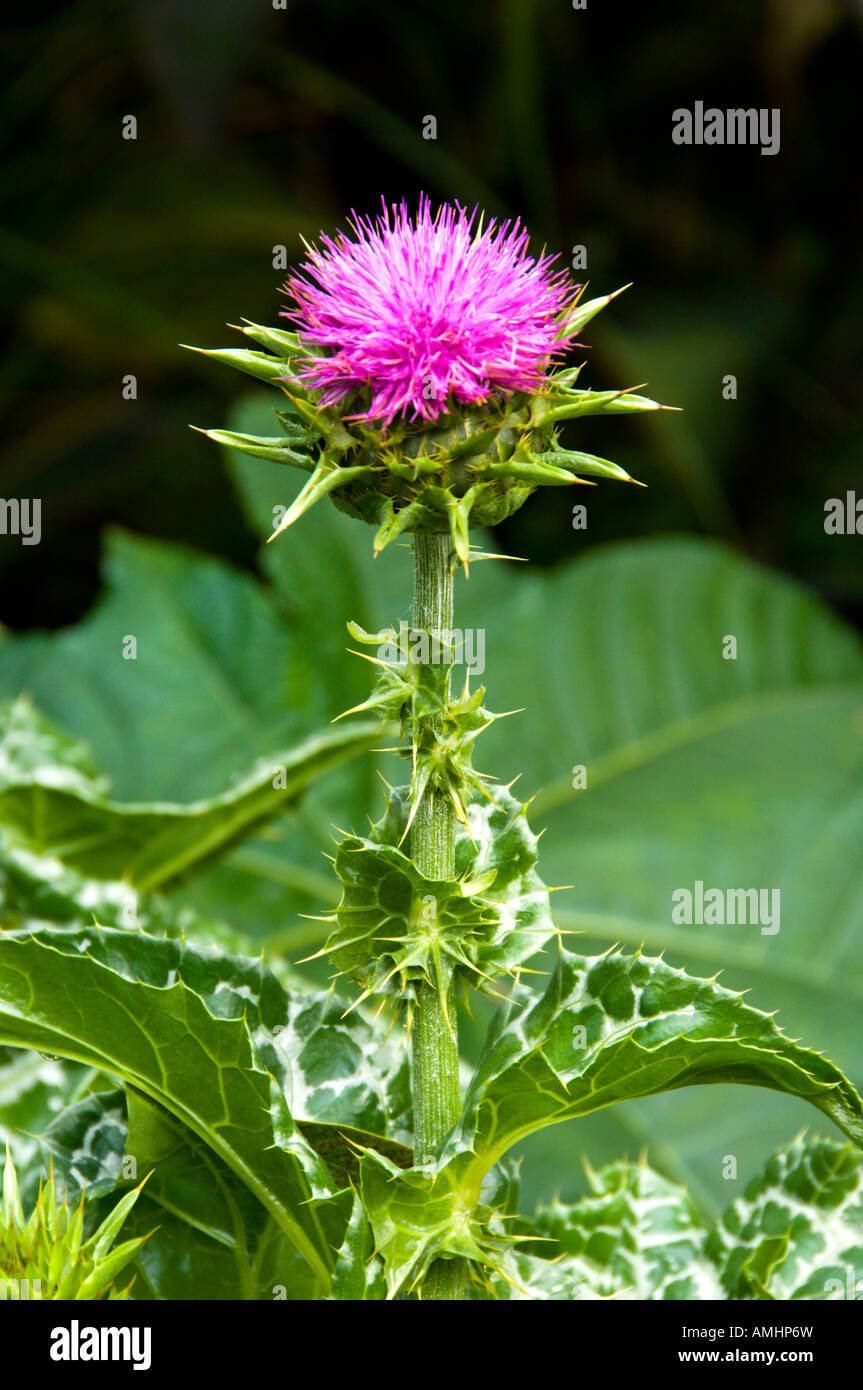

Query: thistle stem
[[410, 532, 464, 1301]]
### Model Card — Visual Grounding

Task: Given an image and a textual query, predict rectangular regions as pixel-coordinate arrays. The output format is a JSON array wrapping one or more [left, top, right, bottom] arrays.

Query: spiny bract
[[0, 1149, 148, 1300], [319, 782, 556, 1018], [189, 198, 671, 563]]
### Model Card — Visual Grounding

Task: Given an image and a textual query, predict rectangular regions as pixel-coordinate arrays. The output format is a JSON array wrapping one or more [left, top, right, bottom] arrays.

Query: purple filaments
[[284, 197, 576, 426]]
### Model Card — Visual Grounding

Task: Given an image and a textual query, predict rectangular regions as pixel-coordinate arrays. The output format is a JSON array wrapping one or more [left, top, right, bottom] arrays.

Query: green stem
[[410, 532, 464, 1301]]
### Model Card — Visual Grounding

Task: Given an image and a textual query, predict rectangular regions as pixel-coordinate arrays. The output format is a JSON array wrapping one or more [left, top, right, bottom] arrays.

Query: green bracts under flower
[[188, 288, 668, 565]]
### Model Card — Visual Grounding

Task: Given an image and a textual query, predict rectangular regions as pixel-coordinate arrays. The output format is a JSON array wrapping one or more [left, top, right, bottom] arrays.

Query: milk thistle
[[190, 197, 673, 1296], [172, 197, 855, 1301], [2, 200, 858, 1308]]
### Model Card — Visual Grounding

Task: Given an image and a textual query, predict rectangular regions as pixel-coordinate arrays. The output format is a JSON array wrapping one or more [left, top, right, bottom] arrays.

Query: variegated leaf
[[448, 948, 863, 1189], [707, 1134, 863, 1300]]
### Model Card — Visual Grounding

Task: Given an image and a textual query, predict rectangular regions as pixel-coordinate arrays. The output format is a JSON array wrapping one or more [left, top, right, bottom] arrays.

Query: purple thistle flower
[[284, 196, 577, 426]]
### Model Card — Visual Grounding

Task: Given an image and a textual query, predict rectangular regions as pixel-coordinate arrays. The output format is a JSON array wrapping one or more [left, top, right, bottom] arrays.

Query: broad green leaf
[[46, 1086, 315, 1300], [40, 1083, 253, 1252], [707, 1134, 863, 1300], [41, 1086, 406, 1300], [0, 530, 327, 803], [121, 1089, 354, 1300], [0, 923, 415, 1294], [252, 1190, 357, 1302], [125, 1090, 264, 1272], [265, 987, 412, 1141], [449, 948, 863, 1190], [456, 538, 863, 1209], [481, 1139, 863, 1301], [121, 1200, 259, 1301], [0, 521, 392, 956], [0, 697, 377, 892], [2, 838, 413, 1148], [0, 926, 335, 1287], [0, 838, 262, 962]]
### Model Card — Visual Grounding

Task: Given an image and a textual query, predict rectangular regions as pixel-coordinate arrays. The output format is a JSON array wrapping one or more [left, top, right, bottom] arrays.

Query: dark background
[[1, 0, 861, 630]]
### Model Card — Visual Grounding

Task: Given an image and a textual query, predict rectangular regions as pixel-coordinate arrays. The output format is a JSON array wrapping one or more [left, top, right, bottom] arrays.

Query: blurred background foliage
[[1, 0, 862, 629], [1, 0, 863, 1225]]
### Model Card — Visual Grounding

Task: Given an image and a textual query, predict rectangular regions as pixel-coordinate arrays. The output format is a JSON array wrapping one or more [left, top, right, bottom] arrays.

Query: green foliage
[[483, 1135, 863, 1301], [0, 399, 862, 1298], [342, 621, 504, 833], [0, 924, 419, 1297], [707, 1134, 863, 1300], [0, 535, 382, 954], [0, 926, 337, 1286], [0, 695, 377, 892], [325, 783, 556, 1010], [518, 1160, 722, 1300], [358, 1148, 504, 1298], [449, 947, 863, 1186]]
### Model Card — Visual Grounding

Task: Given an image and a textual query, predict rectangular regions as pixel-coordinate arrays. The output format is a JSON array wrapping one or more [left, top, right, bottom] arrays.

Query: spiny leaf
[[269, 462, 377, 539], [538, 449, 642, 484], [235, 321, 306, 357], [560, 284, 631, 337], [325, 784, 556, 1005], [358, 1149, 503, 1298], [448, 947, 863, 1186], [538, 386, 668, 427], [707, 1133, 863, 1299], [331, 1188, 387, 1300], [518, 1160, 720, 1300]]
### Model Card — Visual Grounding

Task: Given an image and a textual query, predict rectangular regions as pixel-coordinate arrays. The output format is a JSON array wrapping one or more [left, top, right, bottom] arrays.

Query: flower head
[[284, 196, 575, 425], [190, 200, 666, 560]]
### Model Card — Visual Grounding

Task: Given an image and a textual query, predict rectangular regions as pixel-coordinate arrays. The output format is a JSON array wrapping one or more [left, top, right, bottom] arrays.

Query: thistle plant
[[0, 198, 861, 1303]]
